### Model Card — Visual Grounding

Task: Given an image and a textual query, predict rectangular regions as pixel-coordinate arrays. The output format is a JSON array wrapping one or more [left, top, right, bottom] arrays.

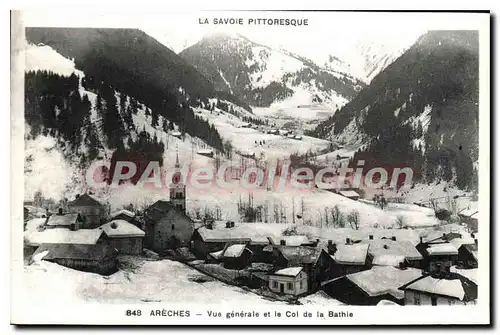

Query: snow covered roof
[[196, 222, 294, 245], [459, 209, 478, 218], [99, 220, 145, 238], [450, 236, 476, 249], [273, 267, 303, 277], [209, 250, 224, 260], [362, 239, 423, 260], [46, 213, 79, 227], [426, 243, 459, 256], [402, 273, 477, 301], [110, 209, 135, 219], [25, 228, 103, 246], [347, 266, 422, 299], [339, 190, 360, 198], [279, 246, 324, 265], [377, 300, 399, 305], [420, 231, 448, 244], [331, 244, 369, 265], [197, 149, 214, 154], [315, 228, 421, 246], [222, 244, 248, 258], [451, 266, 478, 284], [25, 218, 48, 233], [171, 131, 182, 136], [35, 243, 117, 261], [269, 235, 311, 247], [372, 254, 406, 267]]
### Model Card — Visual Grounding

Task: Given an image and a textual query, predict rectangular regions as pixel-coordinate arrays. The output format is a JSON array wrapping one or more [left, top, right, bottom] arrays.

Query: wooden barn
[[68, 194, 108, 229], [268, 267, 308, 296], [33, 243, 118, 275], [322, 266, 422, 305], [143, 200, 194, 253], [99, 220, 145, 255]]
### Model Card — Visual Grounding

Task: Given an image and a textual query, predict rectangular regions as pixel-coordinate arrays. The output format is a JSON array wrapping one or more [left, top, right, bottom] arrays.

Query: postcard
[[10, 9, 490, 325]]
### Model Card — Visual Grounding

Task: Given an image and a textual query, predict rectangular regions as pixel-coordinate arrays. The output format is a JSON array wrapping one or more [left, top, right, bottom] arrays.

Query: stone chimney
[[58, 208, 63, 215], [383, 244, 389, 250], [391, 236, 397, 241], [420, 236, 423, 244], [231, 221, 235, 228], [471, 233, 475, 238], [280, 239, 286, 246], [327, 240, 337, 254], [346, 237, 351, 245], [206, 222, 213, 230], [369, 235, 374, 240], [226, 221, 232, 228]]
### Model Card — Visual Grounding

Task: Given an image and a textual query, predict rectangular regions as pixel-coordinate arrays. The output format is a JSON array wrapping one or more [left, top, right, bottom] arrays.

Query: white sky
[[19, 10, 488, 79]]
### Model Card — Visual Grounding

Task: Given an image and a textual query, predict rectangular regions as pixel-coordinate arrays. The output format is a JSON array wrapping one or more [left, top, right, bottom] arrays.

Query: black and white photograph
[[9, 9, 490, 325]]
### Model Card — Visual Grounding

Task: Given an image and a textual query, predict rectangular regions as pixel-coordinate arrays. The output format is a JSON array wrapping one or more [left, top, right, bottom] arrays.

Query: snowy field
[[22, 257, 287, 305], [194, 107, 331, 159]]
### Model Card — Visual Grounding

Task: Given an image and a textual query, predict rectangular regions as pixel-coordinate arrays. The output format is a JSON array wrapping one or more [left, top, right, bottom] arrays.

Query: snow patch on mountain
[[247, 46, 305, 89], [25, 42, 84, 78]]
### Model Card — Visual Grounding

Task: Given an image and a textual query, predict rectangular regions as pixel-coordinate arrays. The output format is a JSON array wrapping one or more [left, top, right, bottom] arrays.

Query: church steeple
[[170, 149, 186, 213], [175, 149, 180, 168]]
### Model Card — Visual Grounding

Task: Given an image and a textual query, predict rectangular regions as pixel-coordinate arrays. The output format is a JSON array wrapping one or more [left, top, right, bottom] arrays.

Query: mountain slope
[[309, 31, 479, 190], [180, 34, 365, 110]]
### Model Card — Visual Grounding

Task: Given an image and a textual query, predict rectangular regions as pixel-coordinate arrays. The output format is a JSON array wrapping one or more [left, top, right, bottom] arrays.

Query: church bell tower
[[170, 151, 186, 213]]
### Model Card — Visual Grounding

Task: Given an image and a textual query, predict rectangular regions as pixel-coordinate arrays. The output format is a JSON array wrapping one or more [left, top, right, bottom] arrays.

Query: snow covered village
[[20, 23, 481, 308]]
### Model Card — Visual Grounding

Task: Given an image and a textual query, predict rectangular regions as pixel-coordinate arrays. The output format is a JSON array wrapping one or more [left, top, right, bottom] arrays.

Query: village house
[[421, 243, 459, 273], [191, 223, 251, 258], [191, 222, 278, 262], [98, 220, 145, 255], [271, 244, 334, 292], [44, 212, 83, 231], [268, 267, 308, 296], [220, 243, 253, 270], [326, 241, 372, 277], [33, 243, 119, 275], [143, 200, 194, 253], [322, 266, 422, 305], [67, 193, 108, 229], [400, 271, 477, 305], [362, 237, 424, 268], [109, 209, 143, 229], [25, 226, 104, 247]]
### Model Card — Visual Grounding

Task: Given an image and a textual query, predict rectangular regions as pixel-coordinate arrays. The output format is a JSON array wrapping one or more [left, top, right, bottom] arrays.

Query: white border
[[8, 8, 491, 326]]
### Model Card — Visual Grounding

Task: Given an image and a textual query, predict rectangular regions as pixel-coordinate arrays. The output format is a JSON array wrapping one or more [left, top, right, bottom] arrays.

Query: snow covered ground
[[194, 107, 331, 159], [22, 257, 286, 305]]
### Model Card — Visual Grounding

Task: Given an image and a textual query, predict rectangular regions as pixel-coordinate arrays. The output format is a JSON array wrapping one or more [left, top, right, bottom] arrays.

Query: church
[[143, 154, 194, 253]]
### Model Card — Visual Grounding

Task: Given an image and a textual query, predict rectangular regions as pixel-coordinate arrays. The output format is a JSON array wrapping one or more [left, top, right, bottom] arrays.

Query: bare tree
[[330, 205, 345, 228], [395, 215, 406, 229], [347, 210, 361, 230]]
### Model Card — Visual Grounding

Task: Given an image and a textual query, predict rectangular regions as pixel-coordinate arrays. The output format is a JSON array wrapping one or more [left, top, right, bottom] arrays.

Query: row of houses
[[25, 189, 479, 305], [187, 220, 479, 305]]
